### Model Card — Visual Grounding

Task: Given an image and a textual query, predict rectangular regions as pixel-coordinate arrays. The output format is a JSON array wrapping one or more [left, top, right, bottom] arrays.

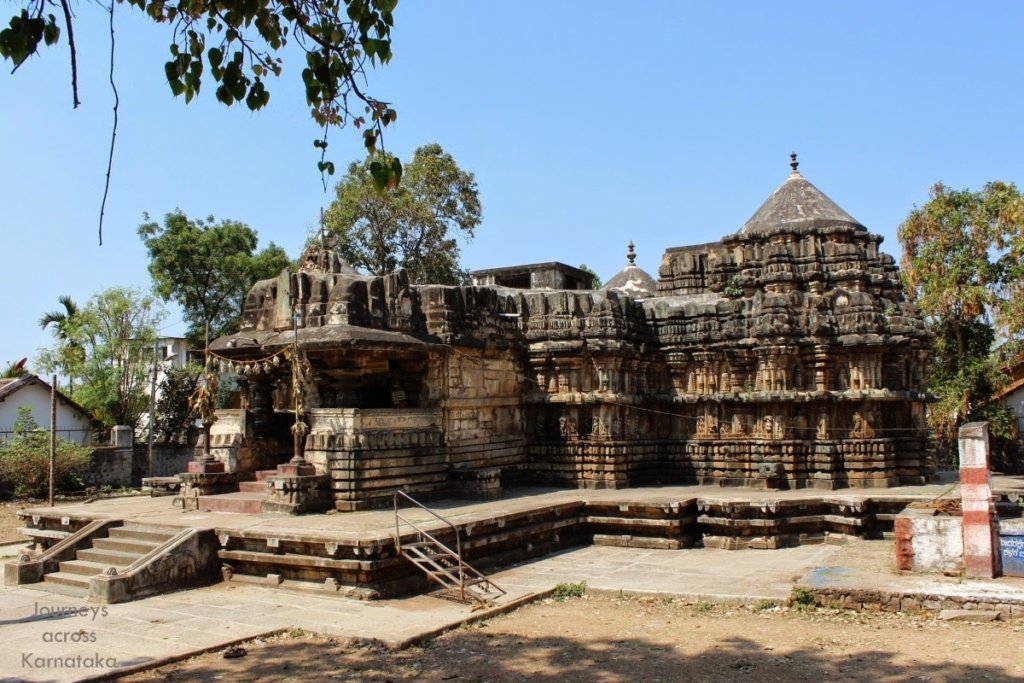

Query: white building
[[137, 337, 196, 438], [156, 337, 191, 379], [0, 374, 93, 445]]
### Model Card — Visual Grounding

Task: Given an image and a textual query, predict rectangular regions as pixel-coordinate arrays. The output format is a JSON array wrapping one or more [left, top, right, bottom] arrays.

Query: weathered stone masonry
[[210, 160, 932, 510]]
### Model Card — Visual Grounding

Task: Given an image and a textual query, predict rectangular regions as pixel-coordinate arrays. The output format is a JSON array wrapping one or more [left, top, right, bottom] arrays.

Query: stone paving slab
[[799, 537, 1024, 603], [0, 581, 525, 682], [493, 544, 842, 602]]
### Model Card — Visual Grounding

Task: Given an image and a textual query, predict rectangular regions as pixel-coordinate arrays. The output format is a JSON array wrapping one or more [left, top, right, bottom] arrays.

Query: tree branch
[[58, 0, 79, 108], [98, 0, 118, 246]]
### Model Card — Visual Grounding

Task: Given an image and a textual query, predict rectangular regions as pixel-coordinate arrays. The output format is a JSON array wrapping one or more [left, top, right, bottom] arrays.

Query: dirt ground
[[0, 500, 27, 543], [123, 593, 1024, 683]]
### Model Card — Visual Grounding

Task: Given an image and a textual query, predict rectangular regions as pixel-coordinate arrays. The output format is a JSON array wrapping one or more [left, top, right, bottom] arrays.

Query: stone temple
[[207, 156, 932, 512]]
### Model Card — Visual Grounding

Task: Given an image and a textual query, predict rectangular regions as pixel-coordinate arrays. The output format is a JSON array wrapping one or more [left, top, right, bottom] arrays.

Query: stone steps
[[59, 559, 112, 576], [76, 547, 139, 566], [44, 570, 92, 589], [39, 523, 181, 595], [24, 579, 87, 598], [108, 525, 178, 544], [238, 480, 271, 494], [198, 492, 269, 514], [92, 537, 163, 555]]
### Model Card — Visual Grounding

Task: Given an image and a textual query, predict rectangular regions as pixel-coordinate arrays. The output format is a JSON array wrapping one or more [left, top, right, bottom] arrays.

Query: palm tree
[[39, 295, 84, 395], [1, 358, 28, 378]]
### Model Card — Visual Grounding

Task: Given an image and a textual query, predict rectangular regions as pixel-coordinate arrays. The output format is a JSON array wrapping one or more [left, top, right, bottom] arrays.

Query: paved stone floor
[[4, 478, 1024, 682]]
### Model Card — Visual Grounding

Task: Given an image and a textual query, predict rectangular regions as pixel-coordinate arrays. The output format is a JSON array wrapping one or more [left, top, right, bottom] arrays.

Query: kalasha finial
[[790, 152, 799, 173], [627, 241, 636, 265]]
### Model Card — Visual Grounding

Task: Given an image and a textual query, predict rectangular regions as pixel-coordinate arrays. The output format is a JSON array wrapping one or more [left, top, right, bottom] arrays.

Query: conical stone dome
[[739, 155, 865, 236], [603, 242, 657, 297]]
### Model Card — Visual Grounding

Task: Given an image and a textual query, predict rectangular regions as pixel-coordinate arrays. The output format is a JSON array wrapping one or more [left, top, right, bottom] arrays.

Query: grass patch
[[693, 601, 715, 614], [791, 587, 817, 611], [552, 580, 586, 600]]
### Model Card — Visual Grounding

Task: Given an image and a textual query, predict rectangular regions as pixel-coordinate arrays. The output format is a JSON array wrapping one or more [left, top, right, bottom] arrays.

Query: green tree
[[897, 181, 1024, 458], [0, 407, 92, 498], [153, 364, 202, 444], [578, 264, 602, 289], [53, 288, 167, 429], [324, 143, 481, 285], [898, 181, 1024, 356], [139, 210, 291, 347], [1, 0, 401, 197], [38, 295, 84, 395]]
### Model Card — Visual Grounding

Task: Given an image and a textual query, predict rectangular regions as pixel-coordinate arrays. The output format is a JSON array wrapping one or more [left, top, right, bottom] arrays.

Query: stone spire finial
[[789, 152, 800, 174], [626, 241, 636, 265]]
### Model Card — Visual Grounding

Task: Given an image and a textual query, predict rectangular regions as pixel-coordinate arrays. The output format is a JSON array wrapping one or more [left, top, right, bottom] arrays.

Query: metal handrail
[[394, 490, 465, 599]]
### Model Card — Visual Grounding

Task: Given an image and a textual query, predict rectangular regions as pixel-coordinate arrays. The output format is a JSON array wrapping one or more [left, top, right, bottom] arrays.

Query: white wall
[[0, 381, 92, 445], [1002, 385, 1024, 433]]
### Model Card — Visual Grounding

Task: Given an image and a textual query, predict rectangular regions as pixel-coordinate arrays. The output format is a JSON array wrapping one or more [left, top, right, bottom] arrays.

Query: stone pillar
[[111, 426, 133, 449], [959, 422, 996, 578], [894, 515, 913, 571]]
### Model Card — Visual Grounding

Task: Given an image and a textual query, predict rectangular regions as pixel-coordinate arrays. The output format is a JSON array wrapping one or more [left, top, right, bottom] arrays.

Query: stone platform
[[17, 478, 1022, 599]]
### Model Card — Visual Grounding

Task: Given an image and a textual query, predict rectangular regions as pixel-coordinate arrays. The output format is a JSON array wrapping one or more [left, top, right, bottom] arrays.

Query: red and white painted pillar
[[959, 422, 996, 578]]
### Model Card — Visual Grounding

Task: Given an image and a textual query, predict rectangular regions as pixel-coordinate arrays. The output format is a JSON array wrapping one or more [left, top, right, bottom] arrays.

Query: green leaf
[[390, 157, 402, 185], [230, 77, 246, 101], [215, 84, 233, 105], [208, 46, 223, 69], [42, 18, 59, 47], [369, 160, 388, 189], [362, 129, 377, 152]]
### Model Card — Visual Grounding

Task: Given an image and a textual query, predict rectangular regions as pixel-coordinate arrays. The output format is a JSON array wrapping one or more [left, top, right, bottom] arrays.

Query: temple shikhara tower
[[209, 156, 932, 511]]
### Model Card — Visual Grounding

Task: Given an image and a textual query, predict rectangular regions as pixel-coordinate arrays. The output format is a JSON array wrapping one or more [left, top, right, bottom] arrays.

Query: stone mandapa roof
[[211, 326, 436, 355], [738, 157, 865, 237]]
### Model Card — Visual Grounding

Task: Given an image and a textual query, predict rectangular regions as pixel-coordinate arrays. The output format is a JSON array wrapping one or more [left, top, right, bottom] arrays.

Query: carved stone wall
[[211, 170, 934, 508]]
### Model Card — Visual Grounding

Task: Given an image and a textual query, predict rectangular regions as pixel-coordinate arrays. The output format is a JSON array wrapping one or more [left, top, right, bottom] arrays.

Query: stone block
[[939, 609, 1000, 622]]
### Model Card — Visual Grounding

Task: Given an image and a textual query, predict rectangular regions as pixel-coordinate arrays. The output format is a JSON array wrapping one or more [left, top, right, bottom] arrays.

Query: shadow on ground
[[125, 628, 1013, 682]]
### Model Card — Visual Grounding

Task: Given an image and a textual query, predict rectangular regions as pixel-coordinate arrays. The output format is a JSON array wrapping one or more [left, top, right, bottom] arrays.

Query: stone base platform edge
[[797, 585, 1024, 619]]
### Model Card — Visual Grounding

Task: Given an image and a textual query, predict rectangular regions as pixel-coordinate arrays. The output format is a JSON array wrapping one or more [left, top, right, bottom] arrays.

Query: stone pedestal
[[262, 473, 331, 514], [278, 461, 317, 477], [187, 460, 226, 474], [452, 467, 503, 500], [179, 471, 238, 497], [894, 507, 963, 574]]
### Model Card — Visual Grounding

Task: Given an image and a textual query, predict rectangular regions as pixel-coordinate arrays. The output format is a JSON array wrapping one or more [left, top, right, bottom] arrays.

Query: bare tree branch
[[98, 0, 118, 245], [58, 0, 79, 107]]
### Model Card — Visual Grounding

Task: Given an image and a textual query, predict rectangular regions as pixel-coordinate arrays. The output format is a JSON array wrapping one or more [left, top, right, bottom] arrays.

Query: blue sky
[[3, 1, 1024, 371]]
